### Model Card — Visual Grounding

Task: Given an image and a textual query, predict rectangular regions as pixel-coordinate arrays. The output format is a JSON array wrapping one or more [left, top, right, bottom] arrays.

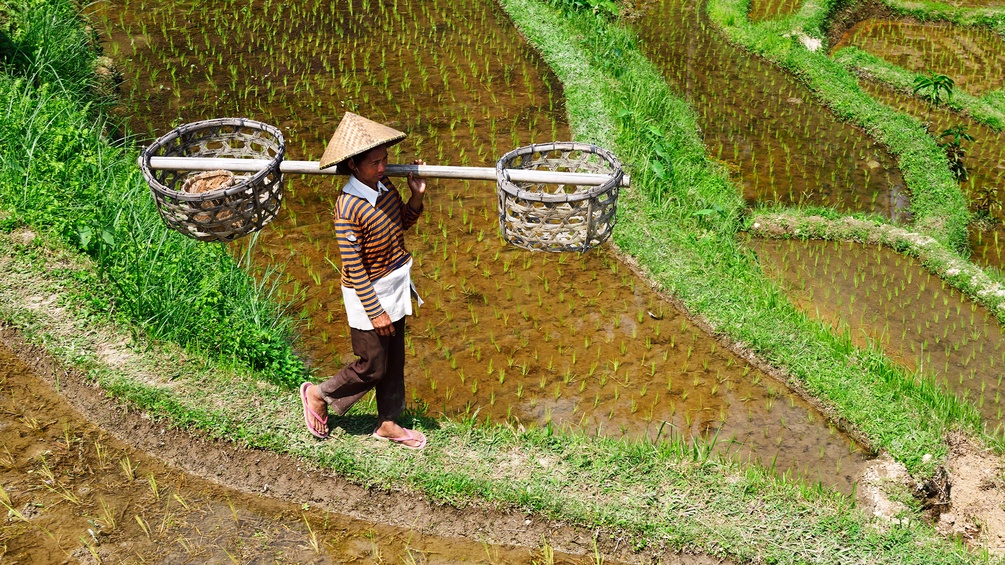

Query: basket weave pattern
[[496, 142, 622, 252], [141, 118, 285, 242]]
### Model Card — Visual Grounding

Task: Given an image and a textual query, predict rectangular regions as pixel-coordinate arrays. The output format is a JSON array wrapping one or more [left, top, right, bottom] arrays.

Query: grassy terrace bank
[[707, 0, 970, 252], [831, 47, 1005, 132], [878, 0, 1005, 36], [0, 0, 993, 562], [0, 1, 304, 385], [706, 0, 1005, 317]]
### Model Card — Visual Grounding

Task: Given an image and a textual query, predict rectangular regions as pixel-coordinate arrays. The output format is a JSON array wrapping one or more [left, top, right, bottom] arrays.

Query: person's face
[[349, 145, 388, 189]]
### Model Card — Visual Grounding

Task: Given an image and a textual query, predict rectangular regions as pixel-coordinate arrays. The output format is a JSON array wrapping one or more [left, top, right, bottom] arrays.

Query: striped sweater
[[334, 176, 422, 319]]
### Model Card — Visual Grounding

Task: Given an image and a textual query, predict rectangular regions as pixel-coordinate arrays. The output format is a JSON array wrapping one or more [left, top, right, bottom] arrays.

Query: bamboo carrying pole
[[144, 156, 630, 187]]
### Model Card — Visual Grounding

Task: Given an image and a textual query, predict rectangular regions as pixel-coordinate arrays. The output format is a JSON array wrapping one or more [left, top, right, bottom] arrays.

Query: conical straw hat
[[319, 112, 407, 170]]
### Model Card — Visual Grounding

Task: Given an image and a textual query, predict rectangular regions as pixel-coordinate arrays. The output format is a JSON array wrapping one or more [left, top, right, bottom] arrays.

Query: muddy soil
[[0, 327, 730, 565], [825, 0, 901, 49]]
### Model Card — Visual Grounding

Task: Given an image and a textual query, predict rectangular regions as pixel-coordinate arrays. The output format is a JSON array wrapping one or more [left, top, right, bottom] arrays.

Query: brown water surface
[[752, 239, 1005, 434], [856, 80, 1005, 272], [89, 0, 868, 492], [748, 0, 801, 23], [634, 0, 907, 217], [834, 19, 1005, 96], [0, 346, 598, 564]]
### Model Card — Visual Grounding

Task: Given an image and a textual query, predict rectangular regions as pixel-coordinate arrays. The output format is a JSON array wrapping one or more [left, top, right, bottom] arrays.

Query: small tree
[[913, 71, 955, 107], [913, 71, 954, 125], [938, 125, 974, 181]]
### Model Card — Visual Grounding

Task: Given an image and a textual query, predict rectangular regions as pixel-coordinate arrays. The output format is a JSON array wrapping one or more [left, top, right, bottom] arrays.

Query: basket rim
[[495, 141, 623, 203], [140, 117, 285, 202]]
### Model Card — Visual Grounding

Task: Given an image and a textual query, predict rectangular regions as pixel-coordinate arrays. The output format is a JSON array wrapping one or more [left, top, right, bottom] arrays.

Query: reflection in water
[[634, 0, 907, 217], [90, 0, 867, 491], [0, 346, 603, 564], [753, 239, 1005, 435]]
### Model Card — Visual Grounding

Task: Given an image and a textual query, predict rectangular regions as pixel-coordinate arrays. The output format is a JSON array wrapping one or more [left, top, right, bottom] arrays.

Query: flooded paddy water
[[88, 0, 870, 492], [0, 345, 606, 564], [634, 0, 907, 217], [751, 239, 1005, 434], [747, 0, 801, 23], [851, 77, 1005, 270], [833, 19, 1005, 96]]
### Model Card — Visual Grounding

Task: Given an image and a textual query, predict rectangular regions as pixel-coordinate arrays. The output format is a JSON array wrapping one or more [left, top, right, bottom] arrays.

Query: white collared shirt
[[342, 174, 388, 207], [339, 174, 422, 330]]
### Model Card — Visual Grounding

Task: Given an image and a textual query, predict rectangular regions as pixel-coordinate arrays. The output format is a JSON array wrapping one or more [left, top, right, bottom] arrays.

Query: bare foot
[[374, 419, 424, 448], [306, 384, 329, 437]]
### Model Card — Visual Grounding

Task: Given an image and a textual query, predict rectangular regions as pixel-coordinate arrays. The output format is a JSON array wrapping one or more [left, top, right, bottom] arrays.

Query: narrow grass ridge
[[879, 0, 1005, 37], [707, 0, 970, 252], [832, 46, 1005, 131]]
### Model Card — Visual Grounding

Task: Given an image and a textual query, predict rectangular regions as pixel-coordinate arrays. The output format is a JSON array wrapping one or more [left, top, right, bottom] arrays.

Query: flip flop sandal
[[371, 427, 427, 450], [300, 382, 329, 439]]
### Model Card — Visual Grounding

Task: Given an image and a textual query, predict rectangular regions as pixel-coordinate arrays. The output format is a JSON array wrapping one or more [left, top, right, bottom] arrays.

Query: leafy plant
[[912, 71, 954, 123], [937, 124, 974, 182], [546, 0, 621, 19]]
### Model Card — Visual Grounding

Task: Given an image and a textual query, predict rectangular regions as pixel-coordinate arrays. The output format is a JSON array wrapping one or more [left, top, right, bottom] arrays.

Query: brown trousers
[[317, 318, 406, 421]]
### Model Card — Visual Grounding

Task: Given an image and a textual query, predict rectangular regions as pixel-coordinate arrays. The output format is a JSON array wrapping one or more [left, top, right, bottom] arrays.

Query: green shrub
[[0, 0, 305, 387]]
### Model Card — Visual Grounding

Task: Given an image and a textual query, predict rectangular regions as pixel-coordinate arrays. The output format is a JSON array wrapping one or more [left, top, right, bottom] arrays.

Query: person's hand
[[407, 159, 426, 197], [371, 312, 395, 336]]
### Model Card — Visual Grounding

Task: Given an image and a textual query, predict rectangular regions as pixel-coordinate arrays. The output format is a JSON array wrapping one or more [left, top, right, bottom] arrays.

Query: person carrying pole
[[300, 112, 427, 449]]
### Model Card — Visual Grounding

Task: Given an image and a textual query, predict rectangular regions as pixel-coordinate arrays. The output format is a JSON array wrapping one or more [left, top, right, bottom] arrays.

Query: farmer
[[300, 112, 427, 449]]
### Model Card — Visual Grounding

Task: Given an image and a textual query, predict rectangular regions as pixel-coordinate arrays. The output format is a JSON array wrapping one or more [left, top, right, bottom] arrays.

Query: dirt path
[[0, 324, 725, 564]]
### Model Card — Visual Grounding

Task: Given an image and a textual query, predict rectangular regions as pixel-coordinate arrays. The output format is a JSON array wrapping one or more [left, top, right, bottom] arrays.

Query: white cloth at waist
[[341, 258, 422, 330]]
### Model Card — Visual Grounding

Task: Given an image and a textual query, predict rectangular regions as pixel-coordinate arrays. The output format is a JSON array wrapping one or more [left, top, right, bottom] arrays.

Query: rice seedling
[[755, 237, 1005, 431], [97, 497, 117, 531], [120, 456, 137, 481]]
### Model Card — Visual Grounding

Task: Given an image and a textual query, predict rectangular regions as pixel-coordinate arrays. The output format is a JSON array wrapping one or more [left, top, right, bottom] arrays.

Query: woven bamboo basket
[[140, 118, 285, 242], [496, 142, 622, 252]]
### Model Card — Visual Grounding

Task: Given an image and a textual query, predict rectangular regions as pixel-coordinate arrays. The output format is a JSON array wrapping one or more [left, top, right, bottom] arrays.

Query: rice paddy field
[[752, 238, 1005, 434], [833, 19, 1005, 96], [9, 0, 1005, 558], [634, 0, 908, 218], [87, 0, 869, 493], [829, 18, 1005, 269]]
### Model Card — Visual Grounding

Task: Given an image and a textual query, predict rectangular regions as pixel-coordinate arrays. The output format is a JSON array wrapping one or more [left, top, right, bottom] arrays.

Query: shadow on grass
[[327, 410, 442, 438]]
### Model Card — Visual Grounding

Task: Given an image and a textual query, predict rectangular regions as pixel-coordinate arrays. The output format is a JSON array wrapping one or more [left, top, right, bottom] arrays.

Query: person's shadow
[[328, 409, 440, 438]]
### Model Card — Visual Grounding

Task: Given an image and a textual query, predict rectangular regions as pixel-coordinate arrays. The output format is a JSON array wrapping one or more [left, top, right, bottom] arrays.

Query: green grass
[[707, 0, 971, 253], [0, 0, 304, 386], [832, 46, 1005, 132]]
